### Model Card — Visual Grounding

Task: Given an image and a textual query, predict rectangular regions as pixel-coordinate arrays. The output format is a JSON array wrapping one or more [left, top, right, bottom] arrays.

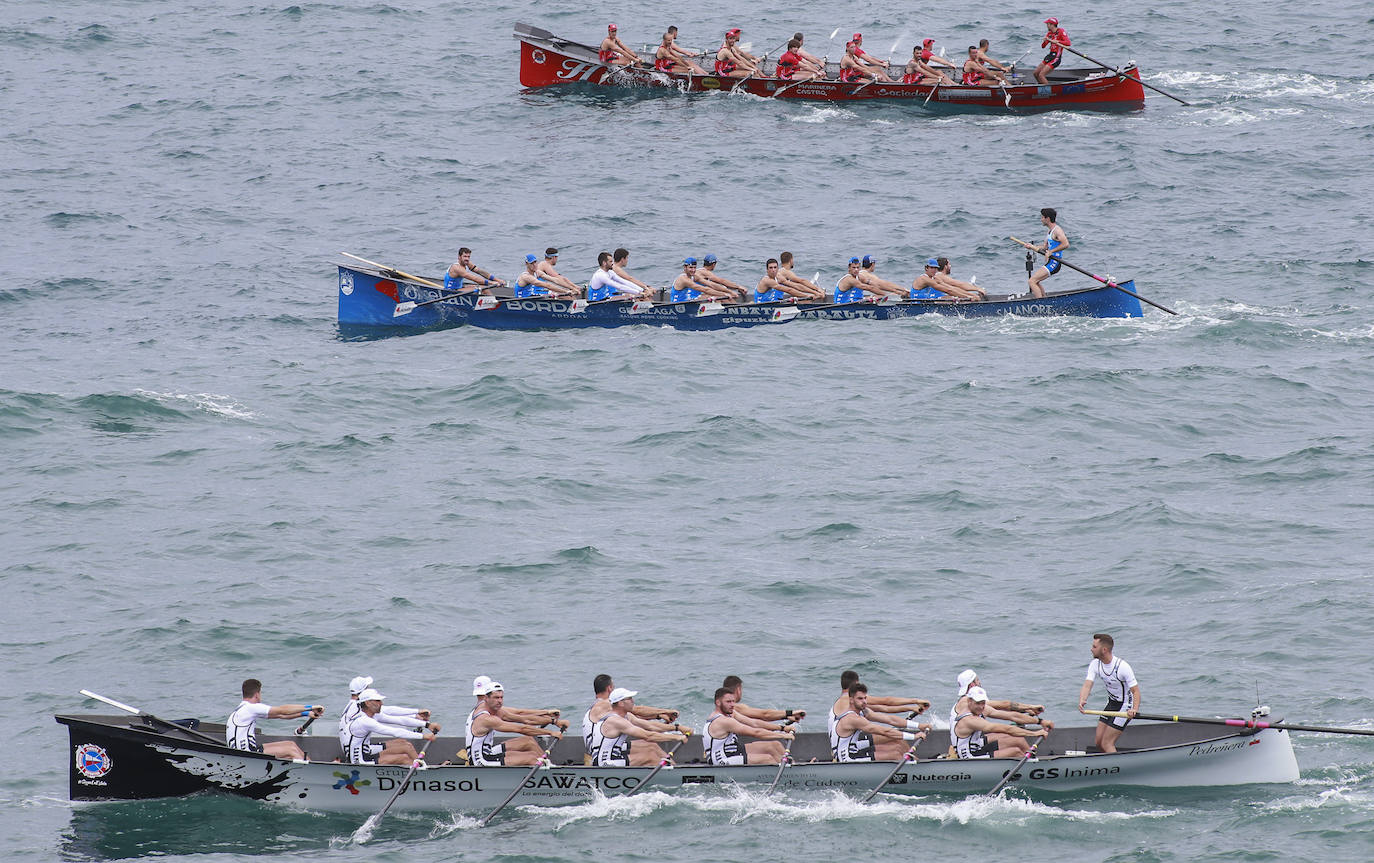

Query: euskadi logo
[[75, 744, 112, 779], [333, 769, 372, 794]]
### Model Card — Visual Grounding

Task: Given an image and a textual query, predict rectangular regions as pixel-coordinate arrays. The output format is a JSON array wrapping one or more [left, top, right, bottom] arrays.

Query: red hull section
[[516, 25, 1145, 111]]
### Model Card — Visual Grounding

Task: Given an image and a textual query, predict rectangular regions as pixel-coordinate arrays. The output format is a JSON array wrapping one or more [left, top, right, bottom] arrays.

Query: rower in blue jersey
[[1028, 207, 1069, 298], [516, 253, 577, 299], [445, 247, 505, 293], [833, 257, 868, 303]]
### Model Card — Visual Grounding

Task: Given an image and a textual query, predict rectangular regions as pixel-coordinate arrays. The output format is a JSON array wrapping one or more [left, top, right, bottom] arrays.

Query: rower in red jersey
[[714, 28, 759, 78], [850, 32, 893, 82], [902, 45, 954, 85], [839, 41, 876, 84], [655, 31, 705, 74], [598, 23, 641, 68], [917, 38, 960, 75], [1034, 17, 1070, 84], [775, 39, 804, 79], [664, 26, 708, 73], [961, 44, 1005, 85]]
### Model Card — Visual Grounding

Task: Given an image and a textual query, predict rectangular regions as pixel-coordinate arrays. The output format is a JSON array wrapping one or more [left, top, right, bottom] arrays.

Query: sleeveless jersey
[[962, 68, 984, 85], [339, 699, 361, 749], [599, 48, 620, 64], [588, 715, 630, 766], [831, 710, 875, 762], [443, 270, 464, 292], [839, 65, 864, 84], [469, 708, 506, 766], [655, 54, 675, 72], [714, 57, 736, 76], [226, 700, 270, 752], [776, 51, 800, 79], [1085, 657, 1137, 707], [703, 713, 748, 766], [951, 711, 993, 758]]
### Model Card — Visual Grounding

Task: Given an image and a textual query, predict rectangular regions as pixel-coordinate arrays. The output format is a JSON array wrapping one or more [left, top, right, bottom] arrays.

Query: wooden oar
[[294, 714, 319, 736], [624, 736, 687, 797], [80, 689, 229, 747], [764, 722, 798, 795], [351, 735, 436, 843], [1051, 41, 1189, 105], [986, 734, 1046, 796], [478, 734, 558, 827], [1011, 236, 1179, 315], [1085, 710, 1374, 738], [340, 252, 444, 290], [860, 733, 925, 803]]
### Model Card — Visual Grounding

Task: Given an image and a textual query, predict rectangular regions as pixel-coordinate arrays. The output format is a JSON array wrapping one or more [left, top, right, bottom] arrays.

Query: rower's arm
[[484, 717, 560, 739], [1128, 684, 1141, 716], [266, 703, 323, 720], [612, 265, 651, 290], [733, 703, 786, 722], [632, 704, 678, 723], [1077, 678, 1094, 712]]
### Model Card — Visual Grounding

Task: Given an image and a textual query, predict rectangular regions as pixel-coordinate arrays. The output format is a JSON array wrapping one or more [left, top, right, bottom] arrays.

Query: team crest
[[339, 271, 354, 295], [75, 743, 112, 779], [531, 49, 547, 65]]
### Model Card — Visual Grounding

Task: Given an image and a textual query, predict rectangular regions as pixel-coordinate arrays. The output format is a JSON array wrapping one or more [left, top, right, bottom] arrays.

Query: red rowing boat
[[515, 22, 1146, 111]]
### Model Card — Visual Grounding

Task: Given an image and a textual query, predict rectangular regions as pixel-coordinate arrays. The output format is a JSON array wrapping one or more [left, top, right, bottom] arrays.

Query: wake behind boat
[[58, 711, 1299, 812]]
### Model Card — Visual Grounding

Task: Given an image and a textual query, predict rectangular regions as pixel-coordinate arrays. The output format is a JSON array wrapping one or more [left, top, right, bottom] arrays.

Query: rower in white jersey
[[225, 678, 322, 760], [582, 674, 688, 767], [828, 669, 931, 760], [703, 687, 794, 765], [343, 688, 438, 765], [589, 688, 687, 767], [462, 675, 566, 761], [951, 686, 1046, 759], [588, 251, 648, 300], [831, 683, 927, 762], [467, 681, 562, 766], [948, 669, 1052, 750], [1077, 632, 1140, 753], [337, 675, 431, 753], [719, 675, 805, 725]]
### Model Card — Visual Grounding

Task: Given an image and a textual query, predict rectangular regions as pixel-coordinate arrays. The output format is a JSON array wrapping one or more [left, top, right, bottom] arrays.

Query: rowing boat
[[514, 23, 1147, 112], [58, 711, 1299, 812], [336, 262, 1143, 334]]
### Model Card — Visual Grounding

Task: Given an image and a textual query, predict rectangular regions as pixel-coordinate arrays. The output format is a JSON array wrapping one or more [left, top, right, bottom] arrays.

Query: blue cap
[[683, 257, 697, 265], [848, 256, 861, 265], [525, 253, 538, 263], [862, 255, 876, 267], [926, 257, 940, 267], [704, 253, 717, 264]]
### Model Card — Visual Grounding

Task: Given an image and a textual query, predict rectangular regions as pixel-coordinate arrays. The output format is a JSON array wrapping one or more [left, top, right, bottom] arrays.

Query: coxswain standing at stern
[[599, 23, 641, 68], [1078, 632, 1140, 754], [1027, 207, 1068, 298], [1034, 17, 1070, 84]]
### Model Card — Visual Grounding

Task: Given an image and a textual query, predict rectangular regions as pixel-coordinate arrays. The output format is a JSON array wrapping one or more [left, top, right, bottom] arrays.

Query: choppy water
[[3, 1, 1373, 861]]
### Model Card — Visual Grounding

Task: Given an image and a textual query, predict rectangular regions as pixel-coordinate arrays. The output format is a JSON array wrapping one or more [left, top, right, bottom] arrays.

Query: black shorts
[[1042, 51, 1063, 69], [1098, 699, 1132, 730], [1045, 256, 1061, 275]]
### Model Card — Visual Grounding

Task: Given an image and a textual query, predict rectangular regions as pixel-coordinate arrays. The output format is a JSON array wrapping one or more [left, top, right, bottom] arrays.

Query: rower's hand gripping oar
[[624, 734, 689, 797], [860, 729, 927, 803], [478, 732, 559, 827], [79, 689, 232, 747], [1050, 40, 1189, 105], [1084, 709, 1374, 738], [351, 733, 437, 844], [985, 733, 1046, 797], [1011, 236, 1178, 315]]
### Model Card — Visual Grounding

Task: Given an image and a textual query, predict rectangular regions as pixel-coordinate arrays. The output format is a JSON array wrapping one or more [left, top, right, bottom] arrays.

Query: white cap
[[956, 669, 978, 697], [608, 687, 638, 704], [480, 681, 504, 696], [357, 688, 385, 703], [349, 675, 374, 695], [472, 675, 492, 696], [967, 686, 988, 703]]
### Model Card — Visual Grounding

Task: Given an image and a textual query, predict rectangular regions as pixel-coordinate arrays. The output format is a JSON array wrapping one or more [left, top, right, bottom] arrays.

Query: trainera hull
[[59, 714, 1298, 813], [515, 23, 1146, 112]]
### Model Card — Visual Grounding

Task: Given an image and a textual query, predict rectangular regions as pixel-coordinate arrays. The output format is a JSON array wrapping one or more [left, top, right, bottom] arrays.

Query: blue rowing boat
[[336, 262, 1143, 334]]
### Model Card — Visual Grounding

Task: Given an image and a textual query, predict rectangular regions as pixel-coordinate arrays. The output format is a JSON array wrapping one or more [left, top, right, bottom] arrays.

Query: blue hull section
[[799, 282, 1144, 320]]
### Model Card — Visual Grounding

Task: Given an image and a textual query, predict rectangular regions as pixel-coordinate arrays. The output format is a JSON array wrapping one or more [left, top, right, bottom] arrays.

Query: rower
[[673, 257, 730, 302], [936, 258, 987, 299], [850, 33, 893, 81], [588, 251, 645, 301], [756, 258, 798, 302], [226, 678, 322, 760], [774, 39, 806, 81], [961, 45, 1005, 86], [901, 46, 954, 85], [664, 26, 707, 70], [834, 257, 869, 302], [787, 32, 826, 76], [1034, 17, 1071, 84], [446, 247, 505, 294], [828, 670, 932, 760], [468, 681, 562, 766], [516, 254, 571, 299], [832, 683, 927, 762], [612, 247, 655, 296], [857, 255, 909, 300], [776, 251, 825, 300], [1027, 207, 1068, 298], [656, 31, 706, 74], [911, 257, 980, 300], [714, 28, 758, 78], [917, 38, 960, 75], [535, 247, 583, 295], [337, 675, 432, 756], [703, 687, 795, 765], [697, 253, 747, 301], [343, 688, 437, 765], [719, 675, 805, 724], [838, 42, 877, 85], [466, 675, 567, 750], [589, 688, 687, 767], [599, 23, 641, 68], [952, 687, 1046, 758], [949, 669, 1052, 755], [583, 674, 688, 766], [1077, 632, 1140, 754], [976, 39, 1013, 77]]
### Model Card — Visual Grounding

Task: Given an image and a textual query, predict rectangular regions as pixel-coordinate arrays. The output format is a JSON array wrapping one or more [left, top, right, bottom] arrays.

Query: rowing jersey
[[714, 57, 736, 76], [703, 713, 748, 765], [338, 699, 423, 750], [1044, 226, 1065, 275], [962, 67, 984, 85], [226, 700, 271, 752], [342, 712, 425, 764], [468, 708, 508, 766], [839, 65, 865, 84], [776, 50, 801, 80], [655, 53, 675, 72], [1085, 656, 1137, 708], [830, 710, 875, 762], [443, 271, 464, 291], [1042, 29, 1070, 66], [599, 48, 620, 64], [588, 268, 642, 298], [951, 712, 995, 758], [587, 715, 630, 766]]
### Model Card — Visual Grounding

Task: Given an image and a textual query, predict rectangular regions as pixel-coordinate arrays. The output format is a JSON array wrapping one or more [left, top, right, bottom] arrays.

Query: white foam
[[789, 106, 856, 124], [135, 389, 255, 419]]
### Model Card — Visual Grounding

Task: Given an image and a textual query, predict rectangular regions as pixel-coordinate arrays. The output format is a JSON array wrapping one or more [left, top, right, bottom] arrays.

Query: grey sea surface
[[2, 0, 1373, 860]]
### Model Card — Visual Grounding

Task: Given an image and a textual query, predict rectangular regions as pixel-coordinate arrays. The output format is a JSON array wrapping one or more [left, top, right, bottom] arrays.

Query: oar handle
[[1012, 236, 1178, 315]]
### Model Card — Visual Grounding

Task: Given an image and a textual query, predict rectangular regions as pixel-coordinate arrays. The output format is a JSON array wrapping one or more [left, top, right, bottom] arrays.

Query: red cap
[[726, 27, 741, 37], [1044, 17, 1059, 26], [922, 37, 934, 46], [853, 32, 862, 41], [608, 23, 617, 31]]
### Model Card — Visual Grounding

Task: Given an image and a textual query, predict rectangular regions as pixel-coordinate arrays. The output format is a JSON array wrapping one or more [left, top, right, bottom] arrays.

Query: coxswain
[[714, 28, 758, 78], [582, 674, 689, 766], [675, 258, 733, 301], [343, 688, 437, 765], [911, 257, 979, 300], [535, 247, 583, 295], [936, 258, 987, 299], [589, 688, 688, 767], [857, 254, 910, 299], [949, 669, 1051, 754], [828, 670, 931, 760], [1034, 17, 1070, 84], [697, 253, 747, 301], [719, 675, 805, 724], [850, 33, 894, 81], [901, 46, 954, 85], [839, 41, 877, 84], [467, 681, 562, 766], [1077, 632, 1140, 754], [951, 687, 1046, 758], [599, 23, 641, 68], [226, 678, 322, 760], [776, 251, 826, 300], [976, 39, 1013, 76], [656, 31, 706, 75], [446, 247, 505, 293], [589, 251, 645, 300], [1027, 207, 1068, 298], [337, 675, 431, 755], [832, 683, 927, 762], [517, 253, 577, 299], [703, 687, 795, 765], [961, 45, 1005, 86]]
